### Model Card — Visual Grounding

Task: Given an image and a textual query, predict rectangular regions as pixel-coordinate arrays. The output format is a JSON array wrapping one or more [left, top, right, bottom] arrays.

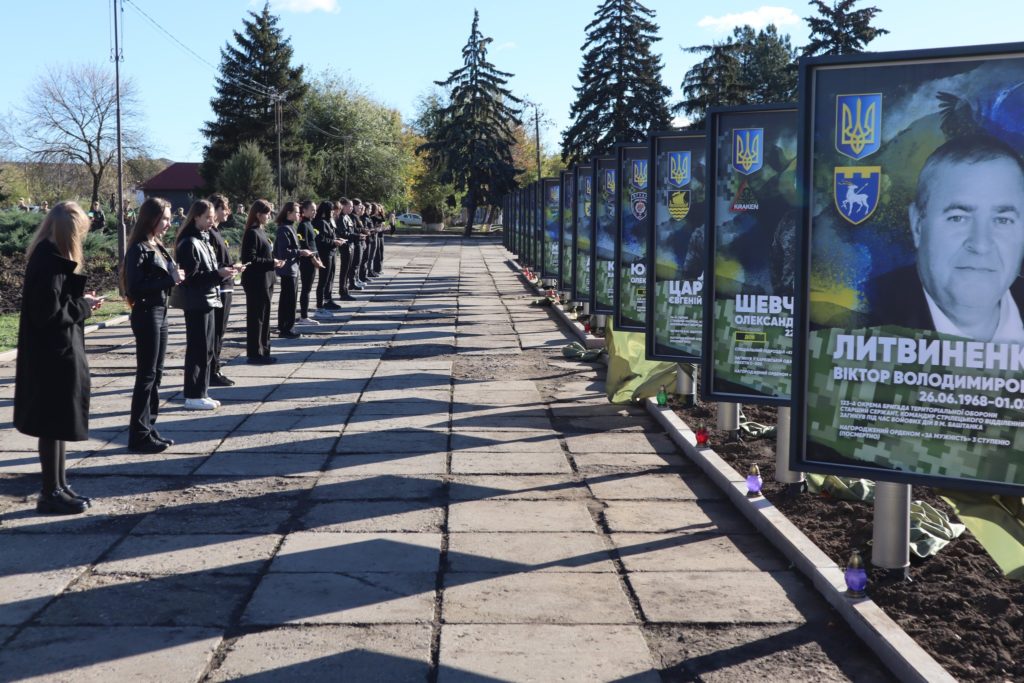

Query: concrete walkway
[[0, 236, 891, 681]]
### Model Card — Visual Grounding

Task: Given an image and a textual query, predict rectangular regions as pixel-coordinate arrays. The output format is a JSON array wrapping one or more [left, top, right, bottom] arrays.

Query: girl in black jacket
[[122, 197, 184, 451], [295, 200, 320, 325], [273, 202, 313, 338], [15, 202, 104, 514], [240, 200, 283, 363], [175, 200, 235, 409]]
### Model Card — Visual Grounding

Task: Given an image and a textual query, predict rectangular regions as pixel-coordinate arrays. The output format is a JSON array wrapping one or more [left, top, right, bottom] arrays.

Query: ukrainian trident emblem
[[630, 159, 649, 220], [583, 176, 592, 218], [667, 151, 690, 188], [732, 128, 763, 175], [836, 94, 882, 160]]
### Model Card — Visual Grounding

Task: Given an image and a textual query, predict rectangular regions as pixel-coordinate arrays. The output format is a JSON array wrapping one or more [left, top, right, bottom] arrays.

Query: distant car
[[396, 212, 423, 226]]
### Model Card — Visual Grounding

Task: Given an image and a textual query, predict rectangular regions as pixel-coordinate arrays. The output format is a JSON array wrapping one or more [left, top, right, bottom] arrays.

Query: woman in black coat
[[295, 200, 321, 325], [175, 200, 235, 410], [272, 202, 313, 339], [15, 201, 104, 515], [240, 199, 283, 363], [122, 197, 184, 453]]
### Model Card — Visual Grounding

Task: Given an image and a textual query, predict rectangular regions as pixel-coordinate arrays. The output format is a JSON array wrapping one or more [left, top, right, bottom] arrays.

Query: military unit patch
[[669, 190, 690, 220], [732, 128, 763, 175], [835, 93, 883, 224], [834, 166, 881, 225]]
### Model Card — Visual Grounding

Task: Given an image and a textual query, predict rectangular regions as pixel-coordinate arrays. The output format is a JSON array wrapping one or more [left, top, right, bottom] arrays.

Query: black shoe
[[278, 330, 301, 339], [324, 301, 342, 310], [128, 438, 169, 454], [210, 373, 236, 387], [61, 485, 92, 507], [351, 285, 364, 291], [151, 431, 175, 446], [339, 293, 357, 301], [37, 489, 87, 515], [247, 356, 278, 365]]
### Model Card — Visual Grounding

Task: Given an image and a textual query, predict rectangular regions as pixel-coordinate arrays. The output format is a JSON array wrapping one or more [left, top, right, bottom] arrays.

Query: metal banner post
[[675, 364, 695, 407], [774, 406, 804, 493], [872, 481, 911, 581], [717, 402, 740, 440]]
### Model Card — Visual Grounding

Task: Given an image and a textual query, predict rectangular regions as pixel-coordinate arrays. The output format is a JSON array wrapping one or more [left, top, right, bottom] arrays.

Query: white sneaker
[[297, 317, 320, 326], [185, 397, 217, 411], [207, 397, 221, 408]]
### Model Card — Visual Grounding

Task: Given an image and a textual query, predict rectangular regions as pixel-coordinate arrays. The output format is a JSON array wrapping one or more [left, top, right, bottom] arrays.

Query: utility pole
[[112, 0, 126, 260], [533, 103, 542, 184], [273, 89, 283, 207]]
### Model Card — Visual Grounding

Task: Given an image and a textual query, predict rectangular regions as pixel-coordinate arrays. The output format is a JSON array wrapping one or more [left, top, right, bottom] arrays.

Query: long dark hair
[[275, 201, 298, 226], [175, 199, 214, 247], [121, 197, 171, 296], [315, 201, 333, 222], [246, 199, 273, 230]]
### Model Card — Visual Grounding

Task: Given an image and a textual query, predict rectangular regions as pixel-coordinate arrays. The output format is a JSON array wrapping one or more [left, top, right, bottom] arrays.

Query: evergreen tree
[[802, 0, 889, 57], [417, 10, 522, 236], [561, 0, 671, 165], [216, 141, 275, 206], [677, 25, 797, 126], [201, 3, 309, 189]]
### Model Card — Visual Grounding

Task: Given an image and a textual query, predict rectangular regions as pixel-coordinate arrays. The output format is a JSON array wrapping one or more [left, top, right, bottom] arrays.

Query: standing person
[[122, 197, 184, 453], [369, 202, 385, 277], [336, 198, 358, 294], [350, 199, 369, 289], [295, 200, 321, 326], [175, 200, 235, 410], [314, 200, 345, 311], [273, 202, 313, 339], [88, 201, 106, 232], [363, 202, 379, 279], [15, 201, 104, 514], [207, 194, 238, 386], [240, 200, 283, 363]]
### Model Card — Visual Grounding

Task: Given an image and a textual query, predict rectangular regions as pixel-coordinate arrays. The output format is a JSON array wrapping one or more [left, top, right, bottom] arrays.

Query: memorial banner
[[615, 142, 651, 331], [593, 156, 617, 314], [795, 43, 1024, 494], [561, 170, 575, 294], [646, 132, 707, 361], [542, 177, 561, 281], [704, 105, 798, 403], [573, 163, 594, 304]]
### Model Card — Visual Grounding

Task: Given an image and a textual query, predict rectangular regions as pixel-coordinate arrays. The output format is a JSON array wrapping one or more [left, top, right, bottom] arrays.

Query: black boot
[[36, 489, 87, 515], [56, 440, 92, 507]]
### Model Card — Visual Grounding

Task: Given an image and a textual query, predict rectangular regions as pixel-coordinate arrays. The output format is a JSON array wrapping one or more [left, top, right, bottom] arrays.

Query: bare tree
[[0, 63, 146, 206]]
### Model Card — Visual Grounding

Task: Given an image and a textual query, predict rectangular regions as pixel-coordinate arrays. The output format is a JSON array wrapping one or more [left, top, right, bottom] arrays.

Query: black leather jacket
[[175, 228, 223, 311], [274, 221, 301, 278], [124, 241, 177, 308]]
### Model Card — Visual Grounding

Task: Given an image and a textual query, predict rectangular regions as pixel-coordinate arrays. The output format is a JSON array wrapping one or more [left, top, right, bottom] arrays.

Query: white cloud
[[270, 0, 340, 14], [494, 41, 517, 52], [697, 6, 800, 33]]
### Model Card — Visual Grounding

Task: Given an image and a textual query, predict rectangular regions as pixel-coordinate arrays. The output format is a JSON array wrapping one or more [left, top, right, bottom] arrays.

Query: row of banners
[[503, 42, 1024, 497]]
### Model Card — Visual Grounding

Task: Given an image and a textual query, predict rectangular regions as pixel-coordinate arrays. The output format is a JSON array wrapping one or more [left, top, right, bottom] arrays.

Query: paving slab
[[0, 626, 221, 683], [344, 413, 449, 431], [450, 451, 571, 475], [448, 475, 586, 500], [271, 531, 441, 573], [336, 430, 449, 454], [448, 500, 596, 532], [242, 572, 436, 624], [301, 500, 444, 532], [95, 534, 281, 575], [208, 625, 432, 682], [603, 500, 754, 534], [564, 432, 677, 454], [630, 570, 820, 623], [450, 429, 562, 453], [439, 625, 659, 682], [442, 572, 635, 624], [448, 532, 614, 573], [611, 532, 790, 572], [36, 571, 258, 627], [449, 414, 554, 431], [194, 452, 328, 477], [215, 430, 339, 454], [71, 450, 206, 476], [586, 472, 723, 500], [310, 474, 444, 500], [571, 451, 688, 470], [325, 451, 447, 475]]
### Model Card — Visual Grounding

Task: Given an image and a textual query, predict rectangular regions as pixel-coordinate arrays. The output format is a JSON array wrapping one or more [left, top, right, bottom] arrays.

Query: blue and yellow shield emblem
[[732, 128, 763, 175], [834, 166, 881, 225], [667, 151, 690, 188], [836, 93, 882, 160], [603, 169, 616, 196], [583, 177, 592, 218], [549, 186, 559, 203], [669, 191, 690, 221], [630, 159, 649, 190]]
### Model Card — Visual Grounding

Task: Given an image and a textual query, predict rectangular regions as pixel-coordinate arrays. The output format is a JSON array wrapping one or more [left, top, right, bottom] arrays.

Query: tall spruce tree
[[561, 0, 671, 165], [417, 10, 522, 236], [802, 0, 889, 57], [201, 3, 309, 189]]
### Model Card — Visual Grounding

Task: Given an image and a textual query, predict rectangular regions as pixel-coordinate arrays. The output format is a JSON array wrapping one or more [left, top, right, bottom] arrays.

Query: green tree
[[802, 0, 889, 57], [677, 25, 797, 126], [201, 3, 309, 190], [561, 0, 671, 165], [409, 90, 457, 224], [418, 10, 522, 236], [216, 141, 275, 206]]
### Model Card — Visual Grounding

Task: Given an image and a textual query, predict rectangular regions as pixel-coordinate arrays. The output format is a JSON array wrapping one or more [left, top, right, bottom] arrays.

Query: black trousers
[[278, 275, 297, 333], [317, 251, 335, 306], [245, 282, 273, 358], [365, 235, 377, 275], [183, 308, 215, 399], [212, 289, 232, 374], [338, 244, 354, 293], [129, 304, 168, 443], [352, 240, 366, 285], [373, 236, 384, 272], [299, 261, 316, 318]]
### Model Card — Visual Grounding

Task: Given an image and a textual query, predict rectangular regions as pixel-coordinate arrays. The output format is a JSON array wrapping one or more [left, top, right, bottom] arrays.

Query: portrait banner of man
[[541, 177, 561, 283], [592, 156, 617, 315], [646, 131, 707, 362], [560, 169, 575, 296], [794, 42, 1024, 495], [573, 163, 594, 304], [615, 142, 651, 331], [703, 105, 799, 404]]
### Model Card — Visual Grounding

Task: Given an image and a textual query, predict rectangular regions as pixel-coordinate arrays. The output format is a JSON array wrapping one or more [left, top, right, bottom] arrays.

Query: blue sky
[[0, 0, 1020, 161]]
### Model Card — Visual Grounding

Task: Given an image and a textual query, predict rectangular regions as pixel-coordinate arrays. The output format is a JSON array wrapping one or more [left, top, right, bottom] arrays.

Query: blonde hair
[[26, 201, 90, 272]]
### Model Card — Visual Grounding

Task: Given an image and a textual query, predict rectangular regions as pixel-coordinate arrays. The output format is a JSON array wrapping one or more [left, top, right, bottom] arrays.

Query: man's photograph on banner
[[800, 46, 1024, 494], [574, 164, 593, 303]]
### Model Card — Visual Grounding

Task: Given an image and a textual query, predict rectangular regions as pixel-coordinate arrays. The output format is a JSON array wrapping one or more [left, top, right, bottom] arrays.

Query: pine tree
[[201, 3, 309, 190], [417, 10, 522, 236], [216, 141, 275, 206], [802, 0, 889, 57], [561, 0, 672, 165]]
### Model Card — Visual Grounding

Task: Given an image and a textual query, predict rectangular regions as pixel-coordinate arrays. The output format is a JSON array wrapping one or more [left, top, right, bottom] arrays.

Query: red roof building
[[139, 162, 205, 213]]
